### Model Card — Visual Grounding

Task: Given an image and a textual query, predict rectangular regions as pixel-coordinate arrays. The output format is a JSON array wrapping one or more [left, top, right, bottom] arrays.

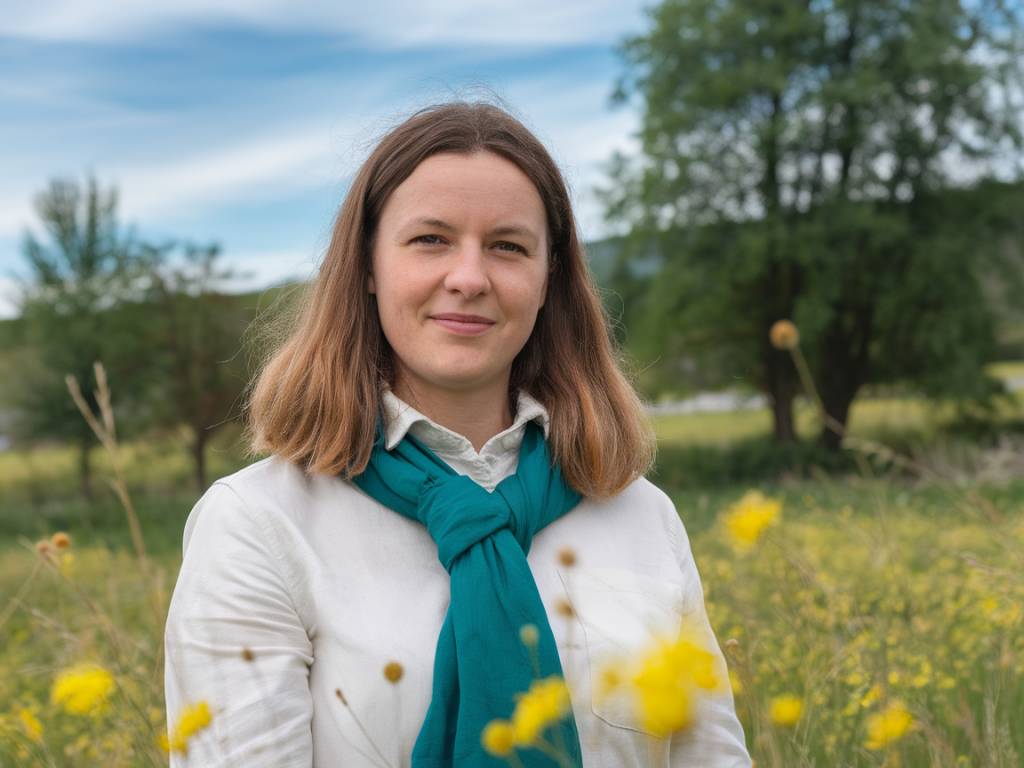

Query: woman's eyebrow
[[400, 217, 539, 242]]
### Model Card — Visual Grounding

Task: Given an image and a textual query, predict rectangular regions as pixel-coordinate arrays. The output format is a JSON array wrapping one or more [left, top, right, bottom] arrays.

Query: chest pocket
[[557, 565, 694, 733]]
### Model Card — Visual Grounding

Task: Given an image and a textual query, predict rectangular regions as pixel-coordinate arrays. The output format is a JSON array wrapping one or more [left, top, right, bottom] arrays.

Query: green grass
[[1, 367, 1023, 766]]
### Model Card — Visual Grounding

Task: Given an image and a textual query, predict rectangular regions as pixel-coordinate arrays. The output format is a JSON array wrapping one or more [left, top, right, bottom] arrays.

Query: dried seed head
[[35, 539, 54, 558], [383, 661, 404, 684], [519, 624, 539, 647], [769, 320, 800, 351]]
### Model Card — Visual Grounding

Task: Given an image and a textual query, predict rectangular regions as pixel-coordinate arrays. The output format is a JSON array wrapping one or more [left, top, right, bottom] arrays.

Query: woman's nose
[[442, 242, 491, 297]]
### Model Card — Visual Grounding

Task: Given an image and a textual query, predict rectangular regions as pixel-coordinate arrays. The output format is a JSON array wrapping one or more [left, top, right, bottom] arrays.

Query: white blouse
[[164, 390, 751, 767]]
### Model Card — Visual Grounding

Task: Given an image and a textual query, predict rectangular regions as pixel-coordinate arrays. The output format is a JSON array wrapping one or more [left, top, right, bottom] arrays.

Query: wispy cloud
[[6, 0, 648, 47]]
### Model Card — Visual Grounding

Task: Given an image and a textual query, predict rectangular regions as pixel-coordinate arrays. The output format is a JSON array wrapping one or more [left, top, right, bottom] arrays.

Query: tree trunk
[[818, 382, 856, 451], [771, 390, 796, 442], [191, 425, 208, 493], [816, 307, 872, 451], [78, 435, 93, 501], [766, 345, 798, 442]]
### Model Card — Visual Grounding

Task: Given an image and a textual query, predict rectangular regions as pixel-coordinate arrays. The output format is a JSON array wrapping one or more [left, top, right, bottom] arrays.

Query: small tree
[[139, 241, 252, 491], [13, 175, 145, 498]]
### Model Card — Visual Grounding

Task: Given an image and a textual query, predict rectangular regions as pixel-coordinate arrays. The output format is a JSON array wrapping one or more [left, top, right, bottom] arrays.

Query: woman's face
[[369, 150, 549, 401]]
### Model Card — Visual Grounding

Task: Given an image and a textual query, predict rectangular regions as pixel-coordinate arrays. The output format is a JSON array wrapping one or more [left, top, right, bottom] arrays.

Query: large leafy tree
[[13, 175, 148, 498], [603, 0, 1024, 446]]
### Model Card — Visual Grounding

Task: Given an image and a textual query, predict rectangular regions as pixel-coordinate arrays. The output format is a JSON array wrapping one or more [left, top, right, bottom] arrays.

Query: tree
[[603, 0, 1024, 447], [12, 175, 146, 498], [138, 241, 252, 491]]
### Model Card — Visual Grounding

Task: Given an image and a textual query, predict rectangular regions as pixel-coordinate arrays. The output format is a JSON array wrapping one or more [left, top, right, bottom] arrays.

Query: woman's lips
[[430, 315, 495, 335]]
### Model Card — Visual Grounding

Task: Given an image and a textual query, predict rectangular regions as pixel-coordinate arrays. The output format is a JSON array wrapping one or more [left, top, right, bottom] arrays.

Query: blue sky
[[0, 1, 652, 317]]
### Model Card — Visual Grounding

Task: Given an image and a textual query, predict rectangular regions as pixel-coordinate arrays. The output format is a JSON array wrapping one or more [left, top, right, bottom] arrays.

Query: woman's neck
[[392, 377, 514, 453]]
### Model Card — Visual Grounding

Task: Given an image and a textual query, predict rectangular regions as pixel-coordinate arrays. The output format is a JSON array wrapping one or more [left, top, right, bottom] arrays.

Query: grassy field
[[1, 380, 1022, 766]]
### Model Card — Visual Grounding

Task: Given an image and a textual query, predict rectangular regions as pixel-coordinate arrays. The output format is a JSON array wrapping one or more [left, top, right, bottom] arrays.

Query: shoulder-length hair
[[245, 101, 654, 498]]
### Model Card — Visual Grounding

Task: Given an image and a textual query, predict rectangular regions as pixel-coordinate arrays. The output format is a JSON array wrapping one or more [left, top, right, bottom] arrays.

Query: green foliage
[[10, 176, 150, 474], [132, 241, 257, 490], [603, 0, 1024, 440]]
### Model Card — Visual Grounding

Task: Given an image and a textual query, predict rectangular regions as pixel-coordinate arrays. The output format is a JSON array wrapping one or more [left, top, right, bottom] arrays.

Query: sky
[[0, 1, 653, 317]]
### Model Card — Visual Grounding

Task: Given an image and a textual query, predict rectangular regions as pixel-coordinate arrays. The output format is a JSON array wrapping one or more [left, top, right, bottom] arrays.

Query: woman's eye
[[413, 234, 446, 246], [495, 241, 527, 254]]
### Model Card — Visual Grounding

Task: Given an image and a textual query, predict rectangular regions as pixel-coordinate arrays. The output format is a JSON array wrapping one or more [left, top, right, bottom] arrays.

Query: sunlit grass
[[1, 360, 1022, 765]]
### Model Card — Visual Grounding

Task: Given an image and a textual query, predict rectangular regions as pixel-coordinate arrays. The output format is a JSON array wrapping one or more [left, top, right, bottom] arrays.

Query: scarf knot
[[421, 474, 515, 572]]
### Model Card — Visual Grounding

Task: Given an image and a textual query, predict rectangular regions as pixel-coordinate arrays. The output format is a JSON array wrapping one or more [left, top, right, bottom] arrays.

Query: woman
[[164, 101, 751, 767]]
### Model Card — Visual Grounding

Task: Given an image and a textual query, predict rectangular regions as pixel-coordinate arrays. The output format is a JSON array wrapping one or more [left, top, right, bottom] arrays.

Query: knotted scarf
[[353, 417, 584, 767]]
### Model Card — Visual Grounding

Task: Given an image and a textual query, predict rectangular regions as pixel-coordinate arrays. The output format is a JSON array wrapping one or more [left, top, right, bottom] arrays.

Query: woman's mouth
[[430, 313, 495, 336]]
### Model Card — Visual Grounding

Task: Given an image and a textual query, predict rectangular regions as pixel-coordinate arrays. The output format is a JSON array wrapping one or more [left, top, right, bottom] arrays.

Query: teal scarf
[[353, 418, 584, 767]]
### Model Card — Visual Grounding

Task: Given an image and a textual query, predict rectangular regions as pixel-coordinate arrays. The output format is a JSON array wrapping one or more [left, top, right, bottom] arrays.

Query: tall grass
[[0, 352, 1022, 766]]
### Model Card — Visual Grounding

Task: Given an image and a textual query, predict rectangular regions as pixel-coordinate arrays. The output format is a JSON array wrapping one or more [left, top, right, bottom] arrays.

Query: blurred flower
[[481, 719, 515, 756], [35, 539, 54, 559], [51, 532, 71, 550], [865, 701, 913, 750], [860, 683, 882, 708], [769, 320, 800, 350], [723, 491, 782, 551], [600, 627, 723, 738], [383, 661, 404, 684], [555, 598, 575, 618], [769, 694, 803, 727], [162, 700, 213, 755], [17, 708, 43, 743], [729, 669, 743, 695], [519, 623, 539, 647], [511, 676, 571, 745], [51, 664, 115, 716]]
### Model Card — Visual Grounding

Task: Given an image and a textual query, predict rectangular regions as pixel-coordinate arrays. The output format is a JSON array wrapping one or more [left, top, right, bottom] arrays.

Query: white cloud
[[115, 126, 341, 221], [222, 247, 320, 292], [5, 0, 648, 47], [0, 276, 21, 319], [0, 119, 358, 239]]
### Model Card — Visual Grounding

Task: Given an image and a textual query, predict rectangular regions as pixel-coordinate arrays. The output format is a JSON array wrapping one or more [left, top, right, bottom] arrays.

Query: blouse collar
[[381, 388, 550, 456]]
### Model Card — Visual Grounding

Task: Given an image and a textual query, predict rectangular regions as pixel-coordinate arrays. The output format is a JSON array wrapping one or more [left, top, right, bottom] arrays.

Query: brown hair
[[245, 101, 654, 498]]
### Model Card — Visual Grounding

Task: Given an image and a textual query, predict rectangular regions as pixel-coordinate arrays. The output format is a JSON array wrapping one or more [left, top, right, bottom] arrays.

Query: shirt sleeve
[[164, 481, 314, 767], [662, 496, 753, 768]]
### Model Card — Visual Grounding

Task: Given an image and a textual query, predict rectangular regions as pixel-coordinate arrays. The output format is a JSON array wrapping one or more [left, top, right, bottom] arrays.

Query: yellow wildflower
[[50, 664, 115, 716], [481, 719, 515, 756], [631, 631, 722, 737], [860, 683, 882, 708], [769, 694, 803, 727], [729, 669, 743, 695], [865, 700, 913, 750], [17, 708, 43, 743], [723, 491, 782, 551], [510, 676, 571, 745], [163, 701, 213, 756]]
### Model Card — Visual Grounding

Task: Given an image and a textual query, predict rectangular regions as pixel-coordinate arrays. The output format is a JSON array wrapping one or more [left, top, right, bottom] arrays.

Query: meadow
[[1, 369, 1022, 767]]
